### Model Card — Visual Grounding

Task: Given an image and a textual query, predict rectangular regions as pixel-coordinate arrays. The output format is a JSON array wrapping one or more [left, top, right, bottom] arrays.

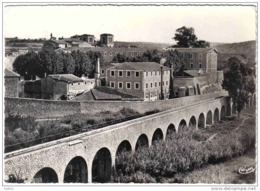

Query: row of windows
[[190, 63, 202, 68], [70, 82, 93, 86], [146, 81, 168, 88], [109, 70, 169, 77], [145, 91, 169, 98], [110, 70, 140, 77], [110, 81, 140, 90], [179, 53, 203, 60]]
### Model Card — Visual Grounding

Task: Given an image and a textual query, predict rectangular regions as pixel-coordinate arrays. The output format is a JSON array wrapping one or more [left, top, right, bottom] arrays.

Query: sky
[[3, 3, 257, 44]]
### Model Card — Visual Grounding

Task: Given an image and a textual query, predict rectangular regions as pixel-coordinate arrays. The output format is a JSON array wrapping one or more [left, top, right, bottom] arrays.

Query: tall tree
[[173, 26, 210, 48], [222, 57, 255, 118]]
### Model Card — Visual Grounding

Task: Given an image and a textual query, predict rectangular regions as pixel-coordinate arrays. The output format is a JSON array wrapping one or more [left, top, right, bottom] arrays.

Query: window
[[109, 52, 113, 56], [135, 71, 140, 77], [199, 53, 202, 59], [78, 83, 80, 85], [163, 81, 165, 86], [166, 81, 168, 85], [110, 70, 115, 76], [85, 82, 87, 84], [71, 83, 73, 86], [146, 83, 148, 88], [110, 81, 115, 88], [108, 37, 113, 43], [155, 82, 157, 87], [146, 93, 149, 98], [155, 71, 157, 76], [151, 71, 153, 76], [126, 82, 131, 89], [159, 82, 161, 86], [104, 52, 107, 56], [101, 69, 105, 74], [146, 72, 148, 76], [118, 82, 123, 89], [131, 53, 134, 57], [190, 64, 193, 68], [199, 63, 202, 68], [189, 53, 193, 59], [127, 71, 131, 77], [135, 82, 140, 89], [118, 70, 123, 77], [150, 83, 153, 88]]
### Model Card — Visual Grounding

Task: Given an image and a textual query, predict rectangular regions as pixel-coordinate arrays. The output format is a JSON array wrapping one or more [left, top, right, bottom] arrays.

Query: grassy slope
[[211, 41, 256, 68]]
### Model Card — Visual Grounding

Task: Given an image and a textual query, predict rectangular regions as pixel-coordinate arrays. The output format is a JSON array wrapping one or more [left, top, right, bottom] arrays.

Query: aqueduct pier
[[4, 93, 256, 183]]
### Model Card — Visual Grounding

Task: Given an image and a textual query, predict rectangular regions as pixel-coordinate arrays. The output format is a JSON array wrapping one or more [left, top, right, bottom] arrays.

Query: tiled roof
[[4, 68, 20, 77], [48, 74, 83, 83], [109, 62, 170, 71], [100, 33, 114, 36], [170, 48, 217, 54], [52, 40, 67, 44]]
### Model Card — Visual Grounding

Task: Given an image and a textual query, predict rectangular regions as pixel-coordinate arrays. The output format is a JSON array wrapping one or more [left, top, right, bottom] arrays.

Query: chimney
[[95, 58, 101, 87], [160, 66, 164, 100]]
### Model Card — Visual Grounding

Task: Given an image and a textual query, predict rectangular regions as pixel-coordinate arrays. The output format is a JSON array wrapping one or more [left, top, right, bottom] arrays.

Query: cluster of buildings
[[5, 46, 223, 101], [42, 33, 115, 50]]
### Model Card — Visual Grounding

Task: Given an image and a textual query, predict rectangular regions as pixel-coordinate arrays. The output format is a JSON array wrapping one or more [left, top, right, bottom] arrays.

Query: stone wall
[[5, 91, 228, 118], [4, 98, 81, 118]]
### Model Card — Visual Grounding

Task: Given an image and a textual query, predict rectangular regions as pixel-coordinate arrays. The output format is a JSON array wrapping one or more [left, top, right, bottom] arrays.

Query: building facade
[[167, 48, 218, 73], [100, 34, 114, 47], [4, 68, 20, 97], [41, 74, 94, 100], [105, 62, 170, 101]]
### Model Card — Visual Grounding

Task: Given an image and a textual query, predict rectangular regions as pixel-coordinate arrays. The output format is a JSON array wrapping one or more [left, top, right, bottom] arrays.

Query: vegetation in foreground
[[4, 108, 159, 153], [111, 112, 255, 183]]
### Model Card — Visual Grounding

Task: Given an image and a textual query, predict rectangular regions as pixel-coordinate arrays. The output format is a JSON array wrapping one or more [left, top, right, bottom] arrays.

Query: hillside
[[211, 40, 256, 69], [114, 41, 171, 50]]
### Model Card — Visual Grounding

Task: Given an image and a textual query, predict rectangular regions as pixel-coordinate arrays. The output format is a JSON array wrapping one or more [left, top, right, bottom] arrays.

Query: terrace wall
[[5, 91, 228, 118]]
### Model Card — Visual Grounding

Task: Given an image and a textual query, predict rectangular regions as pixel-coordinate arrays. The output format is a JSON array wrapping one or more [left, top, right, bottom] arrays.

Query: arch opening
[[232, 104, 237, 114], [135, 134, 149, 151], [178, 119, 187, 131], [152, 128, 164, 145], [33, 167, 58, 183], [221, 106, 226, 120], [64, 156, 88, 183], [92, 148, 112, 183], [115, 140, 132, 169], [214, 108, 220, 123], [189, 116, 196, 128], [206, 110, 213, 125], [198, 113, 205, 129], [166, 124, 176, 140]]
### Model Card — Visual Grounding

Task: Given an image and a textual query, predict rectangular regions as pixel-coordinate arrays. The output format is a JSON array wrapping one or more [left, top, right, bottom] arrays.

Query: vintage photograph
[[2, 2, 257, 188]]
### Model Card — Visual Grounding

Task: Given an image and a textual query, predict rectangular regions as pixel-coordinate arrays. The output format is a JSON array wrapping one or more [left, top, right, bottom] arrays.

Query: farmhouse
[[105, 62, 171, 101], [4, 68, 20, 98], [41, 74, 95, 100]]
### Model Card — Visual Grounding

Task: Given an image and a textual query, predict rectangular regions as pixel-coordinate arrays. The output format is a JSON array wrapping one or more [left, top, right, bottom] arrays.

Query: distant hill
[[114, 41, 171, 50], [211, 40, 256, 69]]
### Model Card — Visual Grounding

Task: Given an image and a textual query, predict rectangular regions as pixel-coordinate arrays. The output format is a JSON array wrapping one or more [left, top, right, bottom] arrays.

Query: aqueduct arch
[[152, 128, 164, 144], [198, 113, 205, 129], [189, 116, 196, 128], [135, 134, 149, 151], [214, 108, 220, 122], [64, 156, 88, 183], [166, 124, 176, 140], [92, 148, 112, 183], [32, 167, 58, 183], [206, 110, 213, 125]]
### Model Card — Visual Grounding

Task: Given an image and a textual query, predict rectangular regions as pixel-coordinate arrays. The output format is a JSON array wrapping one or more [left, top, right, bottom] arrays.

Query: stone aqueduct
[[4, 94, 256, 183]]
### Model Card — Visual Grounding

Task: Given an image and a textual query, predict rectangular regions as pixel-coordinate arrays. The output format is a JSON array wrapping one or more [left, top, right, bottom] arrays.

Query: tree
[[222, 57, 255, 118], [173, 26, 210, 48]]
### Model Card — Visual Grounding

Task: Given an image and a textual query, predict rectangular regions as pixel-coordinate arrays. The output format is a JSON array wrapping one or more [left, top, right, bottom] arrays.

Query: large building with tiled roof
[[167, 48, 218, 73], [105, 62, 171, 101]]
